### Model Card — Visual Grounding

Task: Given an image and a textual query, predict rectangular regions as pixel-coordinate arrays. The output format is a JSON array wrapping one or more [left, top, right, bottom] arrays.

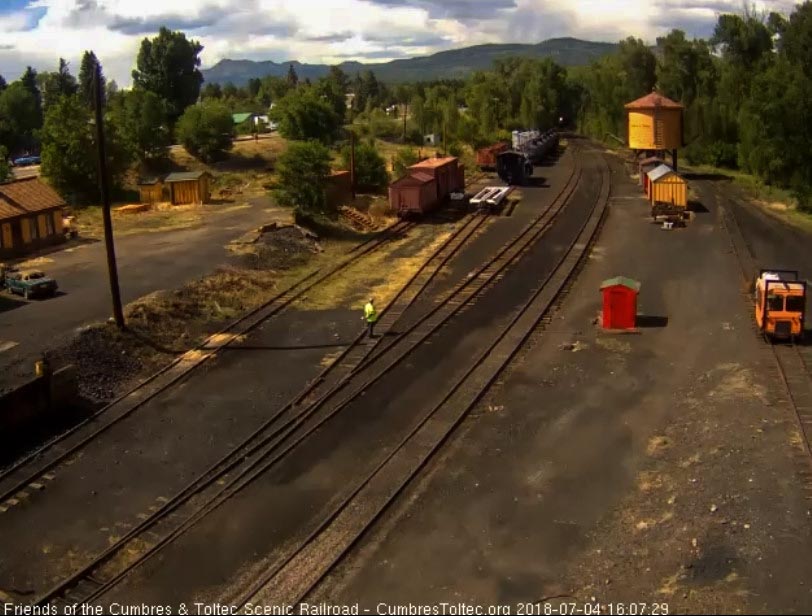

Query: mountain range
[[201, 37, 618, 86]]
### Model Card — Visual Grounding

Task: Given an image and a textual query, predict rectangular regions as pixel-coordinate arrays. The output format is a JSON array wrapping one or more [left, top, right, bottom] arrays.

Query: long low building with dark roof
[[0, 177, 67, 258]]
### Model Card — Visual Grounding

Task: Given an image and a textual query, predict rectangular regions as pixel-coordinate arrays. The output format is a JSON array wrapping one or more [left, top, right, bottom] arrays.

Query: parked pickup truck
[[5, 270, 58, 299]]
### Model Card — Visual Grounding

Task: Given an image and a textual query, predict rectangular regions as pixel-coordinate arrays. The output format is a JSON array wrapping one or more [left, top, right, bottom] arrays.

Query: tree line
[[2, 2, 810, 211]]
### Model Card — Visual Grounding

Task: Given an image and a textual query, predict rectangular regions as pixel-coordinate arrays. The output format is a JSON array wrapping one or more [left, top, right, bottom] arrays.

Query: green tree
[[110, 89, 171, 163], [782, 1, 812, 78], [40, 58, 79, 112], [617, 37, 657, 100], [201, 82, 223, 99], [176, 100, 233, 162], [0, 146, 10, 183], [0, 82, 41, 153], [287, 64, 299, 87], [341, 141, 388, 190], [40, 94, 130, 199], [269, 86, 341, 143], [273, 140, 332, 214], [132, 27, 204, 121], [78, 51, 103, 108], [19, 66, 42, 133], [392, 146, 419, 177]]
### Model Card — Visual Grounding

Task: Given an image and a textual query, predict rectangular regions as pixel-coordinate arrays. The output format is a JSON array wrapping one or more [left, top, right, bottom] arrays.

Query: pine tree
[[79, 51, 103, 108], [287, 64, 299, 87]]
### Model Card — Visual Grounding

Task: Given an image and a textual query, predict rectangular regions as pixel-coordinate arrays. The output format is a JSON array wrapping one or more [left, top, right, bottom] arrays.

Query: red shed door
[[606, 288, 629, 329]]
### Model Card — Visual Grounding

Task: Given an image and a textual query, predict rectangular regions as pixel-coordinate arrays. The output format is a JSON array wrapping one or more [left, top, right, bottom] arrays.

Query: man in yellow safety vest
[[363, 297, 378, 338]]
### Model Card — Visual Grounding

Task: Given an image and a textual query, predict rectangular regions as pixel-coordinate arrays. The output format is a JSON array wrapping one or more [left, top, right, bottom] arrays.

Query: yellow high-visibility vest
[[364, 302, 377, 323]]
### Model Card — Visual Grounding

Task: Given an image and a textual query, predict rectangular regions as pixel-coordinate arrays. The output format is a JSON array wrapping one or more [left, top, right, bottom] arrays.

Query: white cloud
[[0, 0, 798, 85]]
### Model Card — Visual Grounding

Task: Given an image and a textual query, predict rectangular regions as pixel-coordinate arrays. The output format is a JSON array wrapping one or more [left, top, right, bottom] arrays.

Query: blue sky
[[0, 0, 799, 86]]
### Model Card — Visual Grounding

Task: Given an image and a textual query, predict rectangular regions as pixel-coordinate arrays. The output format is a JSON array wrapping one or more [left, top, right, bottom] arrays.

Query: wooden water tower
[[625, 91, 684, 170]]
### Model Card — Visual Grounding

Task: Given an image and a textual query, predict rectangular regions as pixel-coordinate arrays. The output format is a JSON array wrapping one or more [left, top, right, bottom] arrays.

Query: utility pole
[[93, 64, 124, 328], [403, 101, 407, 140], [350, 129, 356, 199]]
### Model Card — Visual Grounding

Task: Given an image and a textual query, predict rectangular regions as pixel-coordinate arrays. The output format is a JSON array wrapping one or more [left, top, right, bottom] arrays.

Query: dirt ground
[[312, 153, 812, 614]]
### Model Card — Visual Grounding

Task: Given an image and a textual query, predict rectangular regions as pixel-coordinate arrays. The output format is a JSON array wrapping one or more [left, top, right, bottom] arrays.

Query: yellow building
[[626, 91, 684, 168], [0, 177, 66, 257], [647, 164, 688, 210], [164, 171, 212, 206]]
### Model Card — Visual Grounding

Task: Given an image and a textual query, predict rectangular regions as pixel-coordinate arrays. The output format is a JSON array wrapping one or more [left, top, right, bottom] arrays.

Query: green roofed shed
[[600, 276, 641, 292], [232, 113, 255, 125]]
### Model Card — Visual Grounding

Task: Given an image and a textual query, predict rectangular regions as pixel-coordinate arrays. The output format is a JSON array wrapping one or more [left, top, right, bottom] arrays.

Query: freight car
[[496, 151, 533, 185], [476, 142, 509, 170]]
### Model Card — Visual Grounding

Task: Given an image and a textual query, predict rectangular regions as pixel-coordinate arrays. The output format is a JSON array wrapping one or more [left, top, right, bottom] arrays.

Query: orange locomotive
[[754, 270, 807, 341]]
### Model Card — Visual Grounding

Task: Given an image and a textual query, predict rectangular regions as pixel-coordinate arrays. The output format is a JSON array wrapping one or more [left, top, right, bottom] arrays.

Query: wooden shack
[[647, 164, 687, 210], [164, 171, 212, 205], [137, 178, 164, 204]]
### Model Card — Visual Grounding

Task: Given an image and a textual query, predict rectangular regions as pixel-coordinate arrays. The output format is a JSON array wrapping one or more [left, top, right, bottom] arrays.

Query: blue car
[[12, 155, 40, 167]]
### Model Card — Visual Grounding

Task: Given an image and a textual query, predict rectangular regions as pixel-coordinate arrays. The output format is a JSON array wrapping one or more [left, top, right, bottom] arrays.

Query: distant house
[[423, 134, 439, 146], [0, 177, 66, 257], [164, 171, 213, 206]]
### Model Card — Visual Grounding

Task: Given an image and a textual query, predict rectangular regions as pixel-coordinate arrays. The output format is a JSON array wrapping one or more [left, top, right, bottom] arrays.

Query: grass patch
[[683, 162, 812, 233], [294, 225, 452, 311]]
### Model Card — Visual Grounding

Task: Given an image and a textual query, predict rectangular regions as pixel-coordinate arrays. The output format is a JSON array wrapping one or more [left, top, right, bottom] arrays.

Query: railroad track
[[34, 145, 584, 609], [237, 151, 612, 609], [715, 184, 812, 479], [2, 166, 494, 502], [0, 218, 419, 510], [29, 210, 489, 608]]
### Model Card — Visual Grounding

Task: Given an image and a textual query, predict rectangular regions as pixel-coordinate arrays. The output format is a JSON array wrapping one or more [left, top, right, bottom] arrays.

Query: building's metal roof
[[232, 112, 255, 124], [647, 164, 679, 183], [137, 177, 162, 186], [600, 276, 641, 292], [164, 171, 211, 183], [409, 156, 457, 170]]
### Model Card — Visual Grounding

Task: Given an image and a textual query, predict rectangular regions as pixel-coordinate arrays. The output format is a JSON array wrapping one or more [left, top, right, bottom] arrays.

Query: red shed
[[409, 156, 459, 203], [388, 172, 437, 216], [600, 276, 641, 330]]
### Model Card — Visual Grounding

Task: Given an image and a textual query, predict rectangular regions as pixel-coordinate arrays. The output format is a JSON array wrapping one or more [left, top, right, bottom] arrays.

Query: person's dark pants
[[367, 321, 375, 338]]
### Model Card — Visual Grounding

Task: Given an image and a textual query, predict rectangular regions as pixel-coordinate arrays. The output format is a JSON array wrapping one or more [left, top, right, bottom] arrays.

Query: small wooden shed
[[164, 171, 212, 205], [388, 172, 437, 216], [647, 164, 687, 208], [137, 178, 164, 204], [600, 277, 641, 330]]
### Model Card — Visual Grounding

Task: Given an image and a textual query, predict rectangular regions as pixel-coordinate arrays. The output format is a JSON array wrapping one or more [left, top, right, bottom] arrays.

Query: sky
[[0, 0, 799, 86]]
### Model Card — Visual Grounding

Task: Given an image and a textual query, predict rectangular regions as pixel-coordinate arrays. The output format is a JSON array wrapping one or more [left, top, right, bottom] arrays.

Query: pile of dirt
[[54, 325, 165, 403], [235, 224, 323, 270]]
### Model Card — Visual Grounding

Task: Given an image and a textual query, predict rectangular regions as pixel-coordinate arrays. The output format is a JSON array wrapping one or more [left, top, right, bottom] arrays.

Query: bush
[[684, 139, 737, 168], [273, 140, 332, 214], [270, 87, 341, 143], [406, 128, 423, 146], [176, 101, 233, 162], [341, 141, 389, 191], [0, 146, 9, 183], [392, 147, 419, 178]]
